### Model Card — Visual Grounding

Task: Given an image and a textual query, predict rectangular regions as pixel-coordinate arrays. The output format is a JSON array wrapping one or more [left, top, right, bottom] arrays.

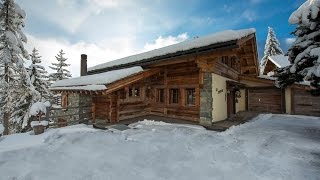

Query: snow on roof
[[50, 85, 107, 91], [268, 55, 290, 68], [258, 75, 277, 81], [51, 66, 143, 89], [88, 28, 256, 72]]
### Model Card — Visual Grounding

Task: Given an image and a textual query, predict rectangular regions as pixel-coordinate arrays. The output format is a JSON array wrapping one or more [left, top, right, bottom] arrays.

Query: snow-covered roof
[[88, 28, 256, 72], [268, 55, 290, 68], [50, 85, 107, 91], [258, 75, 277, 81], [51, 66, 143, 90]]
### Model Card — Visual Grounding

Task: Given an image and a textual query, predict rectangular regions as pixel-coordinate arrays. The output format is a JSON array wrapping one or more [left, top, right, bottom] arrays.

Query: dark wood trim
[[239, 75, 275, 84], [245, 88, 249, 111], [281, 88, 286, 113], [291, 88, 295, 114], [246, 86, 279, 90]]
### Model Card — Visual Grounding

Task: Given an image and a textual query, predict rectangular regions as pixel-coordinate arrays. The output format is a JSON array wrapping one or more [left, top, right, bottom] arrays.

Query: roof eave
[[87, 39, 239, 75]]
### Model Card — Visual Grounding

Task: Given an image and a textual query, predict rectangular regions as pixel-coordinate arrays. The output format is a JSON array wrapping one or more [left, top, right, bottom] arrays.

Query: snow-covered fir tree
[[15, 48, 51, 132], [275, 0, 320, 95], [49, 49, 71, 84], [260, 27, 283, 75], [29, 48, 50, 100], [0, 0, 37, 134]]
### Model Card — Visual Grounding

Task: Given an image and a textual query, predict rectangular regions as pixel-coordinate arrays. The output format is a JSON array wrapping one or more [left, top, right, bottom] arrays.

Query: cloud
[[241, 10, 257, 22], [87, 0, 119, 8], [25, 34, 136, 77], [143, 33, 189, 52], [25, 33, 189, 77], [285, 38, 296, 45]]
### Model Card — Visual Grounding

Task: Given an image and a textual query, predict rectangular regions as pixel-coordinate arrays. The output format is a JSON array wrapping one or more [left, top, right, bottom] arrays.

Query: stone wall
[[79, 94, 93, 123], [52, 93, 92, 126], [200, 72, 213, 126]]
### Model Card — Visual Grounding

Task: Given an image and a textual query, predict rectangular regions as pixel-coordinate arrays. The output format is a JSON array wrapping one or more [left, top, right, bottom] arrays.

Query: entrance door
[[292, 89, 320, 116], [227, 90, 236, 118], [248, 88, 283, 113]]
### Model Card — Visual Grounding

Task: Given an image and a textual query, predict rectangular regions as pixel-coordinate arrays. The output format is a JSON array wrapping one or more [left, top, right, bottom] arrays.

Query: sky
[[16, 0, 305, 77]]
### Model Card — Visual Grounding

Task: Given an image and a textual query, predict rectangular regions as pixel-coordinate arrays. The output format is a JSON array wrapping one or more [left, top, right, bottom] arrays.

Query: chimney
[[80, 54, 87, 76]]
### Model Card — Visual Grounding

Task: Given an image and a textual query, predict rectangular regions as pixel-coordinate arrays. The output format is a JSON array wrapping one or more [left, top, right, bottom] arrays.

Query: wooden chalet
[[50, 28, 319, 127], [260, 55, 290, 75]]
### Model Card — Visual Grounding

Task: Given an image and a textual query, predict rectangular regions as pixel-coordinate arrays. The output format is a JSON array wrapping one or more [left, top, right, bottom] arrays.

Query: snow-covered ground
[[0, 114, 319, 180]]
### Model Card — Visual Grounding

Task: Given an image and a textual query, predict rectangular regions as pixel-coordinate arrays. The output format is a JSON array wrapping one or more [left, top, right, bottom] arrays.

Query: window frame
[[169, 88, 179, 104], [185, 88, 196, 106], [156, 88, 165, 103], [61, 94, 68, 108], [129, 87, 141, 98]]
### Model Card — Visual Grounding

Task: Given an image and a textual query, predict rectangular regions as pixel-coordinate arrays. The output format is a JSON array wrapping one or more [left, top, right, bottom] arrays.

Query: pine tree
[[275, 0, 320, 95], [49, 49, 71, 84], [0, 0, 36, 134], [260, 27, 284, 75], [13, 48, 51, 131], [29, 48, 50, 100]]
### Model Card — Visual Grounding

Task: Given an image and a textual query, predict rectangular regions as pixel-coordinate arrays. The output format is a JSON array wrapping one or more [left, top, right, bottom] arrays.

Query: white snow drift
[[0, 114, 319, 180]]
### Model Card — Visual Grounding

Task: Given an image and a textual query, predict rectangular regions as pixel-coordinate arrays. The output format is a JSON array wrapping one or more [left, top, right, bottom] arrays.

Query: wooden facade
[[92, 61, 201, 122], [291, 88, 320, 116], [53, 31, 281, 124], [87, 35, 259, 123]]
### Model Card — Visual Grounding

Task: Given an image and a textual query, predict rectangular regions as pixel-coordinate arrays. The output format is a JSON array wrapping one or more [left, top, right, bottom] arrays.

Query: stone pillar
[[79, 94, 92, 124], [200, 72, 213, 126]]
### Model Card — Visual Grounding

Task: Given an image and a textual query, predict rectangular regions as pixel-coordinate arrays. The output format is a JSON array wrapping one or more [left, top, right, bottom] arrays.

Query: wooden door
[[248, 88, 284, 113], [292, 89, 320, 116], [227, 90, 236, 118]]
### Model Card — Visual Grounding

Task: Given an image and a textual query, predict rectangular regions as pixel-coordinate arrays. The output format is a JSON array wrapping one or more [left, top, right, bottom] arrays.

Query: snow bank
[[44, 101, 51, 107], [88, 29, 255, 72], [30, 121, 49, 128], [0, 115, 319, 180], [130, 120, 206, 130], [51, 66, 143, 87], [29, 102, 47, 116], [0, 124, 97, 153], [138, 120, 170, 126]]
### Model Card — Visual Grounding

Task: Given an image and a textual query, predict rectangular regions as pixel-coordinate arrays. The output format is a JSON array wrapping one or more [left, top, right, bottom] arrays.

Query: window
[[129, 87, 140, 97], [156, 89, 164, 103], [53, 94, 62, 106], [186, 88, 196, 106], [62, 94, 68, 108], [170, 89, 179, 104]]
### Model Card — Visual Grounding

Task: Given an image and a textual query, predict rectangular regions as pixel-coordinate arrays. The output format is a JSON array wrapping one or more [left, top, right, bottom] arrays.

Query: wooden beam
[[105, 68, 162, 94], [236, 34, 255, 46], [239, 75, 275, 84], [241, 65, 256, 73]]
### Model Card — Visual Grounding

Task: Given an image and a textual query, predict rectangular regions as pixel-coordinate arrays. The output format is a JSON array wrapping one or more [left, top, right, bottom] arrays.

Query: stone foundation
[[200, 72, 213, 126], [52, 94, 92, 125]]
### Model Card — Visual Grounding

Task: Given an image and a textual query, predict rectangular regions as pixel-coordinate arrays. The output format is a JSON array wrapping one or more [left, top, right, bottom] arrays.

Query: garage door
[[292, 89, 320, 116], [248, 88, 284, 113]]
